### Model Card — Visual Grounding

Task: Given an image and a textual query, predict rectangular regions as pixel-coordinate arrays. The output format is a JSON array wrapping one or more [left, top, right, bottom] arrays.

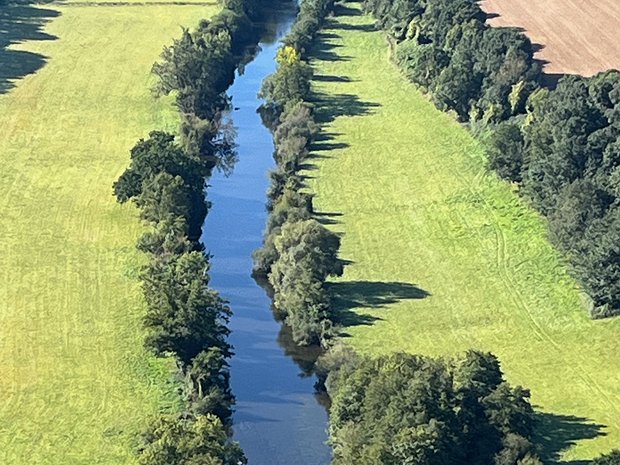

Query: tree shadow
[[310, 37, 351, 63], [535, 412, 607, 465], [310, 140, 349, 152], [329, 280, 430, 330], [312, 210, 346, 225], [332, 2, 362, 17], [313, 74, 354, 83], [330, 21, 376, 32], [313, 91, 380, 124], [0, 0, 59, 94]]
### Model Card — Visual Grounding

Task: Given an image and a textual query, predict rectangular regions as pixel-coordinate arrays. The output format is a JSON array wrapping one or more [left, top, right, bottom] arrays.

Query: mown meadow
[[306, 2, 620, 461], [0, 1, 217, 463]]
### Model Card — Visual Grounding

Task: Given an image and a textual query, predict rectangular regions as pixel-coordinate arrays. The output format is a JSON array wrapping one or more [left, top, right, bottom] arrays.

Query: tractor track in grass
[[307, 4, 620, 458]]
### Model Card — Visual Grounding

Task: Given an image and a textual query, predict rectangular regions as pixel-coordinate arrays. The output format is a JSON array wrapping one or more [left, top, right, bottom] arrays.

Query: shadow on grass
[[0, 0, 59, 94], [329, 280, 430, 331], [314, 212, 344, 225], [313, 91, 380, 124], [313, 74, 354, 83], [535, 412, 606, 465]]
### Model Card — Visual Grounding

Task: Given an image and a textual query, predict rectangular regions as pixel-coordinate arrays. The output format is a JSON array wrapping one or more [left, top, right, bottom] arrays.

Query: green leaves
[[138, 414, 245, 465], [326, 351, 540, 465]]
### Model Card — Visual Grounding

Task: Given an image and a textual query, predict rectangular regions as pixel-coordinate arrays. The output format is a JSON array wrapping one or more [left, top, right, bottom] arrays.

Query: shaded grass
[[0, 3, 216, 464], [307, 3, 620, 462]]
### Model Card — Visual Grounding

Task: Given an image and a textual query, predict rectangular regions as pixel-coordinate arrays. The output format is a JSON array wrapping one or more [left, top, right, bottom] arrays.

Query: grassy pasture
[[307, 3, 620, 462], [0, 3, 216, 464]]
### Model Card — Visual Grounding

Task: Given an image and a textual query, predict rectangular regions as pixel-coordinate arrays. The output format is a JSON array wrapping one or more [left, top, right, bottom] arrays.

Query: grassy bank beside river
[[306, 3, 620, 461], [0, 2, 216, 463]]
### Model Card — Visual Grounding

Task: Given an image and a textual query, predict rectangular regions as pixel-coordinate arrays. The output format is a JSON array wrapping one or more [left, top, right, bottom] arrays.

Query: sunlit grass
[[308, 3, 620, 462], [0, 3, 216, 464]]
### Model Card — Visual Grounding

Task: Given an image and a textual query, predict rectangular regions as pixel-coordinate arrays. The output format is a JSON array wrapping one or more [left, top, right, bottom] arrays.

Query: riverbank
[[0, 2, 215, 462], [202, 5, 332, 464], [306, 2, 620, 461]]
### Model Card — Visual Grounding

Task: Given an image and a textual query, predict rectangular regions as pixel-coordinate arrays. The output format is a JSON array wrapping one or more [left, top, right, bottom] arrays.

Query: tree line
[[319, 347, 545, 465], [363, 0, 620, 318], [317, 344, 620, 465], [253, 0, 342, 347], [112, 0, 274, 462], [252, 4, 620, 465]]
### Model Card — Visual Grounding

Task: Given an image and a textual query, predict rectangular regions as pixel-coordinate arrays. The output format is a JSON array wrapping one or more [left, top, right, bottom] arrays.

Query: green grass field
[[308, 3, 620, 462], [0, 2, 216, 463]]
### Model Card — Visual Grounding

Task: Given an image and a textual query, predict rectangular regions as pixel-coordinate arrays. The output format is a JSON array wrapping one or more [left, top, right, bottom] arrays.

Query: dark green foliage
[[518, 71, 620, 316], [142, 251, 231, 365], [113, 131, 209, 240], [269, 219, 343, 344], [485, 122, 525, 182], [152, 27, 234, 121], [114, 2, 271, 461], [396, 41, 448, 91], [325, 350, 541, 465], [366, 0, 540, 122], [137, 217, 194, 257], [151, 0, 264, 157], [572, 208, 620, 318], [183, 348, 234, 420], [138, 414, 246, 465], [523, 76, 609, 214], [136, 173, 192, 225], [254, 0, 339, 346], [113, 132, 209, 201], [593, 450, 620, 465]]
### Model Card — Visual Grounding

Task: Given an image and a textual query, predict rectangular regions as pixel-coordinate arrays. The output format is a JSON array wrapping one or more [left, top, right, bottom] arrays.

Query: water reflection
[[202, 2, 331, 464]]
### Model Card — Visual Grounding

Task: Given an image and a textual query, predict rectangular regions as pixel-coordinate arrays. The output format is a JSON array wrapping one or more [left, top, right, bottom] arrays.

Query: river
[[201, 6, 332, 465]]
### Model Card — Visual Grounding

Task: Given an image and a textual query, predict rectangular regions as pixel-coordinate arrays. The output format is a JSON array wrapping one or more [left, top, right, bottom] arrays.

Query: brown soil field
[[479, 0, 620, 79]]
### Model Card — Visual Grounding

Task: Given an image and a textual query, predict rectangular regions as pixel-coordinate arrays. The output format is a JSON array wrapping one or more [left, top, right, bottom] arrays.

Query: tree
[[396, 41, 449, 91], [268, 219, 342, 344], [143, 251, 231, 364], [136, 173, 192, 225], [113, 131, 208, 203], [138, 414, 245, 465], [326, 351, 540, 465], [184, 347, 234, 422], [259, 46, 313, 113], [485, 122, 525, 182]]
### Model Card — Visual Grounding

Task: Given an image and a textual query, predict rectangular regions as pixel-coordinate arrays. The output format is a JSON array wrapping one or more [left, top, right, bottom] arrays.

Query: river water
[[201, 8, 332, 465]]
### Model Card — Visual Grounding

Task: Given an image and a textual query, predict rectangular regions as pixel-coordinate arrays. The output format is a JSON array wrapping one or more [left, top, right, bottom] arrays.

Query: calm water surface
[[201, 9, 332, 465]]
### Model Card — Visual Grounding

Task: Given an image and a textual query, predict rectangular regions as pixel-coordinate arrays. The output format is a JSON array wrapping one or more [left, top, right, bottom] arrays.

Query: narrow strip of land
[[0, 3, 215, 463], [307, 3, 620, 462]]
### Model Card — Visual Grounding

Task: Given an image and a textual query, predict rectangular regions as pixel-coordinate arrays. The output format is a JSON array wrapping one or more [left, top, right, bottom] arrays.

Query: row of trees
[[365, 0, 540, 124], [487, 72, 620, 317], [253, 0, 342, 346], [113, 0, 273, 462], [364, 0, 620, 317], [320, 347, 543, 465], [287, 7, 619, 463]]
